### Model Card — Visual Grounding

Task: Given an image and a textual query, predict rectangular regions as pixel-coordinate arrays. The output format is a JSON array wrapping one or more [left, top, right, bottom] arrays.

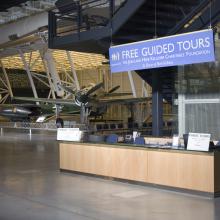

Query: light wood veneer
[[60, 142, 220, 194]]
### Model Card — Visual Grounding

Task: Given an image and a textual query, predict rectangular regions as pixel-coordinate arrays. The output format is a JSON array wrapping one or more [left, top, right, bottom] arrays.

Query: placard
[[133, 131, 140, 141], [57, 128, 83, 142], [187, 133, 211, 151], [36, 116, 46, 123], [172, 135, 180, 147], [109, 29, 215, 73]]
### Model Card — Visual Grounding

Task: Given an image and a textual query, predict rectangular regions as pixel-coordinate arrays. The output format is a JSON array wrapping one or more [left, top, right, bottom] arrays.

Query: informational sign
[[187, 133, 211, 151], [57, 128, 83, 142], [133, 131, 140, 141], [109, 29, 215, 73], [172, 135, 180, 148], [36, 116, 46, 123]]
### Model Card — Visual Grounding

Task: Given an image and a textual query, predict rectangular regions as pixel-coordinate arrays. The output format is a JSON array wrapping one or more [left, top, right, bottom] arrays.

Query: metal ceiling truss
[[17, 47, 81, 100], [18, 47, 64, 100], [0, 60, 13, 104], [1, 44, 108, 72], [1, 45, 107, 100]]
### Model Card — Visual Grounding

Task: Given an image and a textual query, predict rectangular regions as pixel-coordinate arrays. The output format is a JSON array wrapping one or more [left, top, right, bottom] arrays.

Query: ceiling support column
[[19, 49, 38, 99], [152, 72, 163, 136], [42, 49, 64, 97], [66, 51, 80, 91], [128, 71, 137, 98], [39, 50, 56, 99]]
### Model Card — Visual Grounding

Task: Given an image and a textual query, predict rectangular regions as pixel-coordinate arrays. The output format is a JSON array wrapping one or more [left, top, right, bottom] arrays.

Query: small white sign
[[187, 133, 211, 151], [36, 116, 46, 123], [172, 135, 180, 147], [57, 128, 83, 142], [133, 131, 140, 141]]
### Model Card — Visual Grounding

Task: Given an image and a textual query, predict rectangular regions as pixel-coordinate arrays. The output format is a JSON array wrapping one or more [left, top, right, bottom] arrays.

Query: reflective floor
[[0, 129, 220, 220]]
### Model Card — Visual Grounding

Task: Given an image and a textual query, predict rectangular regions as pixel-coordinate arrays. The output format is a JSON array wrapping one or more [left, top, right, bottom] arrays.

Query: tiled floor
[[0, 129, 219, 220]]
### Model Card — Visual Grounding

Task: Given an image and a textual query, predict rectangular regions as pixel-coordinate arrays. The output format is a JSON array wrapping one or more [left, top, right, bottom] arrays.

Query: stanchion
[[29, 128, 32, 140]]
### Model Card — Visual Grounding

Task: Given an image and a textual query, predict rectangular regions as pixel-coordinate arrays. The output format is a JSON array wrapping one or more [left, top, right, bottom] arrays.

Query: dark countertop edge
[[58, 141, 216, 156]]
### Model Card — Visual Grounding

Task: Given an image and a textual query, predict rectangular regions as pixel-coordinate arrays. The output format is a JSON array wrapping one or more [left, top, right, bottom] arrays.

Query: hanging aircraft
[[0, 103, 80, 122], [13, 82, 148, 123], [0, 104, 41, 122]]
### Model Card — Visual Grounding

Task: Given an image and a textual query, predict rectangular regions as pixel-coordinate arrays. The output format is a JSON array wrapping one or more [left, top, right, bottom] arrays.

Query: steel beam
[[128, 71, 137, 98], [40, 51, 56, 99], [168, 0, 210, 35], [0, 60, 13, 98], [152, 72, 163, 136], [178, 66, 185, 137], [66, 51, 80, 91], [178, 93, 186, 137], [42, 49, 64, 97], [19, 49, 38, 99], [142, 80, 148, 97]]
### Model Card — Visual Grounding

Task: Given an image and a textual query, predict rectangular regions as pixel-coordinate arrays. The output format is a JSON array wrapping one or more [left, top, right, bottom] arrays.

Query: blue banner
[[109, 29, 215, 73]]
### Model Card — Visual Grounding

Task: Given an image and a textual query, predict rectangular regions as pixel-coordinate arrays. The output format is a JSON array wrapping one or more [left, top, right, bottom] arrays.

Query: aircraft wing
[[97, 97, 151, 104], [13, 97, 76, 106], [103, 92, 132, 97], [0, 103, 39, 108], [14, 96, 150, 106], [107, 85, 120, 93]]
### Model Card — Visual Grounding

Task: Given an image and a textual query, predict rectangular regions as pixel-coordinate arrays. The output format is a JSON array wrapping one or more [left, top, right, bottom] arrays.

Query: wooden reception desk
[[59, 142, 220, 196]]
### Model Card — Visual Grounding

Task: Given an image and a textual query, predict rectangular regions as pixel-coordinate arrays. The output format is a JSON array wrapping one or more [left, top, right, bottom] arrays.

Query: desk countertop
[[59, 141, 218, 156]]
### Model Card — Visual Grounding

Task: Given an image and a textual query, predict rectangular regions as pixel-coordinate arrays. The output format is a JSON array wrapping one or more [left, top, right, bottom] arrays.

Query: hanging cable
[[154, 0, 157, 38], [110, 0, 114, 46], [110, 24, 113, 46], [209, 0, 212, 29]]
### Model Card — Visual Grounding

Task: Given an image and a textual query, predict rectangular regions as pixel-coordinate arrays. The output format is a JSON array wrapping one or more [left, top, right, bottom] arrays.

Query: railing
[[168, 0, 213, 35], [0, 122, 87, 131], [0, 122, 57, 130], [48, 0, 127, 40], [0, 121, 173, 137]]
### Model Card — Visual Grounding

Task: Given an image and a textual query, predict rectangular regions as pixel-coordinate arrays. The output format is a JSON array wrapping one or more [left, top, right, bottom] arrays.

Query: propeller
[[105, 85, 132, 97], [85, 82, 104, 96], [107, 85, 120, 94]]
